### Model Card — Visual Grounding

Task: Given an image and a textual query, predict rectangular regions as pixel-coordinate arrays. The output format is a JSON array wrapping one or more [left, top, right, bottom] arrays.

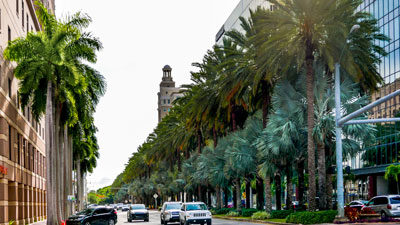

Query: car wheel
[[381, 211, 388, 219], [207, 221, 212, 225], [108, 219, 115, 225]]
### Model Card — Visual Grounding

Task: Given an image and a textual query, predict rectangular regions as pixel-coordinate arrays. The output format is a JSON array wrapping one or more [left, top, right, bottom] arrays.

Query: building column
[[29, 186, 34, 222], [8, 181, 19, 224], [368, 175, 377, 200], [0, 178, 9, 225], [18, 183, 25, 225]]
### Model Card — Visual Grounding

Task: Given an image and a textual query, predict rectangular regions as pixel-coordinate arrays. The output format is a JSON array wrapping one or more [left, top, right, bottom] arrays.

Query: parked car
[[160, 202, 182, 225], [66, 207, 117, 225], [179, 202, 212, 225], [362, 195, 400, 218], [122, 205, 130, 212], [345, 200, 369, 212], [87, 204, 98, 208], [127, 204, 149, 222]]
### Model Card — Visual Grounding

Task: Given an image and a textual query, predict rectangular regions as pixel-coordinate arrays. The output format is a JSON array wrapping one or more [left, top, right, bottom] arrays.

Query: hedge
[[286, 210, 337, 224], [270, 210, 294, 219], [241, 208, 259, 217], [210, 208, 236, 215]]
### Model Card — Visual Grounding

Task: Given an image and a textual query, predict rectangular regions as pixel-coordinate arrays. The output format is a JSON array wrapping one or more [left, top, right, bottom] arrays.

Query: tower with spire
[[157, 65, 183, 122]]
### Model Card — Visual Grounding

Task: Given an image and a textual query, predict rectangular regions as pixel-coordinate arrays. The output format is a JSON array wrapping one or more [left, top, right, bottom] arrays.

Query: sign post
[[153, 194, 159, 209]]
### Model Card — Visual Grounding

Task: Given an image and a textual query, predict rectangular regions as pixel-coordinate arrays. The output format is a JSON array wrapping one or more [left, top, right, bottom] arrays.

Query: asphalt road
[[115, 211, 262, 225]]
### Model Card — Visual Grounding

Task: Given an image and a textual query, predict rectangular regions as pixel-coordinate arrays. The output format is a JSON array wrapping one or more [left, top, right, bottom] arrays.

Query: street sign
[[153, 194, 158, 199]]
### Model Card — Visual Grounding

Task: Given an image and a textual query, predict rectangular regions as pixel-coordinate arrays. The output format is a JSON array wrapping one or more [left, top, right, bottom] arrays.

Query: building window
[[22, 139, 26, 167], [8, 26, 11, 42], [168, 99, 170, 104], [8, 78, 12, 98], [26, 14, 29, 33], [9, 126, 12, 160], [16, 0, 19, 15], [163, 99, 166, 104], [163, 108, 166, 112], [22, 1, 24, 27], [17, 134, 20, 164]]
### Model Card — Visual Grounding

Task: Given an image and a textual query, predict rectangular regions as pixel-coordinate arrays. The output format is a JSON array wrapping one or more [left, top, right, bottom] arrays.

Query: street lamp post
[[335, 24, 360, 218]]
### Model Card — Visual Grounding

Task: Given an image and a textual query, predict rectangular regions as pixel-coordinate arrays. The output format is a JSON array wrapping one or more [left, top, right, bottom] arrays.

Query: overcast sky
[[55, 0, 240, 191]]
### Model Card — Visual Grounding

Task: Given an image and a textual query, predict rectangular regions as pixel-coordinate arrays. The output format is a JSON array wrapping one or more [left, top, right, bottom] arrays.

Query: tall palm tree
[[253, 0, 386, 210], [5, 1, 103, 222]]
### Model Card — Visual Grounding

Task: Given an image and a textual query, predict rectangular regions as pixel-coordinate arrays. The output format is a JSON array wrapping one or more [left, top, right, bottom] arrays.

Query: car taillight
[[114, 210, 117, 214], [387, 204, 392, 209]]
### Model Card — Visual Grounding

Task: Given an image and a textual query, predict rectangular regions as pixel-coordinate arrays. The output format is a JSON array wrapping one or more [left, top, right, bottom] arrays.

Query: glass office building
[[348, 0, 400, 200]]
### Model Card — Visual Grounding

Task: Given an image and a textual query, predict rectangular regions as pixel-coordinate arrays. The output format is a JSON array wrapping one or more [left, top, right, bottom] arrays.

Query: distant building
[[215, 0, 273, 44], [157, 65, 183, 122], [0, 1, 55, 224]]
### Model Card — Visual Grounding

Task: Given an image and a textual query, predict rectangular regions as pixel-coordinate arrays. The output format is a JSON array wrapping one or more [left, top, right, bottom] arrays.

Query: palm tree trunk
[[286, 165, 293, 210], [216, 186, 221, 209], [245, 179, 250, 208], [264, 176, 272, 212], [177, 149, 181, 172], [326, 173, 333, 209], [63, 125, 68, 219], [306, 51, 316, 211], [297, 160, 305, 209], [224, 187, 229, 208], [213, 125, 218, 148], [275, 174, 282, 210], [256, 176, 264, 210], [318, 142, 327, 210], [235, 178, 241, 213], [197, 129, 202, 154], [233, 185, 237, 209], [45, 81, 57, 225], [76, 155, 82, 211], [55, 103, 63, 222]]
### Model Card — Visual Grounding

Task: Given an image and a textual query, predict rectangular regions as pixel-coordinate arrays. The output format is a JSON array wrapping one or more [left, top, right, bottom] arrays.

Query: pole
[[335, 62, 345, 218]]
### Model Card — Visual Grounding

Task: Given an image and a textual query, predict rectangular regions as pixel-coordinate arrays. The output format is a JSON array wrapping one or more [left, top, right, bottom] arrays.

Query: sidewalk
[[29, 221, 46, 225]]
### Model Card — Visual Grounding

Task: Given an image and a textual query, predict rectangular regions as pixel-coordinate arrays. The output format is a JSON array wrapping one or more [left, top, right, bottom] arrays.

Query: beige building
[[215, 0, 273, 44], [157, 65, 183, 122], [0, 1, 55, 224]]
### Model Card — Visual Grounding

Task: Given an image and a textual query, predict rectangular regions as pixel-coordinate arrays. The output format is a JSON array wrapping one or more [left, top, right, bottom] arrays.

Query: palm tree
[[384, 165, 400, 194], [5, 1, 103, 222], [253, 0, 387, 210]]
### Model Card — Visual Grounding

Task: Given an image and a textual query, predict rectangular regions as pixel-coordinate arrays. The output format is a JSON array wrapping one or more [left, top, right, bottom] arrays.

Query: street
[[115, 211, 262, 225]]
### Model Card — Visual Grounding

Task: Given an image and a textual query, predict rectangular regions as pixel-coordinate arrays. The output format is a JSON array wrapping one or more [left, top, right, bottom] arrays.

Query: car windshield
[[131, 205, 145, 210], [186, 204, 207, 211], [76, 208, 95, 215], [390, 197, 400, 204], [166, 204, 181, 210], [360, 200, 369, 205]]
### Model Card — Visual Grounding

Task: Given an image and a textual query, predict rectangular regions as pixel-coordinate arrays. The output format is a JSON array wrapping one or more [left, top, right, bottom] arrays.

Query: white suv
[[179, 202, 212, 225]]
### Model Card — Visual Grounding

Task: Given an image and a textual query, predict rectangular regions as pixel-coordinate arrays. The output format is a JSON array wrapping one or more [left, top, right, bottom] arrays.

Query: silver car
[[363, 195, 400, 218]]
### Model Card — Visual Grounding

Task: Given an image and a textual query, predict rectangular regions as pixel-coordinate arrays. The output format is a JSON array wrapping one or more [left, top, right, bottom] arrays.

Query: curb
[[213, 215, 292, 225]]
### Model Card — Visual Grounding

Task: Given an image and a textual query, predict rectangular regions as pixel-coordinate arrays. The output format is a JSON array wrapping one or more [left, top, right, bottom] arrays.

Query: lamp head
[[350, 24, 360, 33]]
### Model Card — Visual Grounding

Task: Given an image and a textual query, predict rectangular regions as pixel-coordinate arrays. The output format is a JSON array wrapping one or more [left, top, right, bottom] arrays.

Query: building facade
[[215, 0, 273, 44], [157, 65, 183, 122], [0, 1, 55, 224], [347, 0, 400, 201]]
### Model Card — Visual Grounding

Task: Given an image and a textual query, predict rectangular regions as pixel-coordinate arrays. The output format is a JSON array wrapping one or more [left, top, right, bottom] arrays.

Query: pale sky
[[55, 0, 240, 191]]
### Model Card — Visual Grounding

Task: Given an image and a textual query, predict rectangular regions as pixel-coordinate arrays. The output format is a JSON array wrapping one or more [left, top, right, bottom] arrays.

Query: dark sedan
[[66, 207, 117, 225], [127, 204, 149, 222]]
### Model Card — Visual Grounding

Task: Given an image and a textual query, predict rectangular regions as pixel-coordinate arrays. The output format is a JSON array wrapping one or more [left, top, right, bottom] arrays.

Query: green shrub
[[227, 211, 240, 217], [212, 208, 235, 215], [286, 210, 337, 224], [251, 211, 271, 220], [241, 208, 258, 217], [270, 210, 294, 219]]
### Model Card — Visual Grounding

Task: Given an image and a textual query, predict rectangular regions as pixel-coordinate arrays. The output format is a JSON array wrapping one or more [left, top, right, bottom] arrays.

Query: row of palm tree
[[4, 1, 105, 224], [112, 0, 387, 212]]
